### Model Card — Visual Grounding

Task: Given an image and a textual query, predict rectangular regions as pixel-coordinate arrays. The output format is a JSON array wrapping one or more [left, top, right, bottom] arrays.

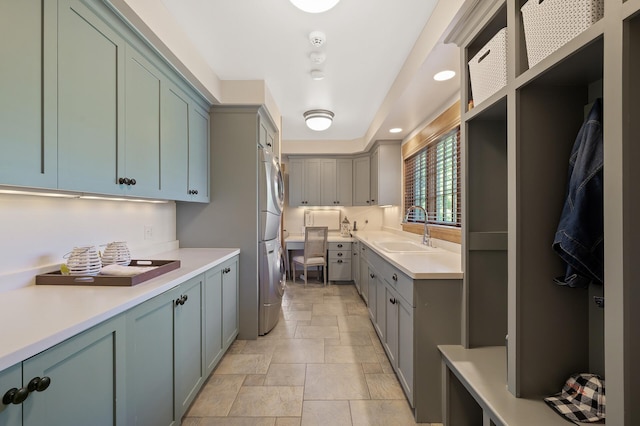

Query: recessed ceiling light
[[389, 128, 403, 134], [290, 0, 340, 13], [433, 70, 456, 81]]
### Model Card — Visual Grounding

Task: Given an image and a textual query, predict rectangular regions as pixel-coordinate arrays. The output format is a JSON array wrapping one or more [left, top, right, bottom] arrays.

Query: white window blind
[[404, 127, 461, 226]]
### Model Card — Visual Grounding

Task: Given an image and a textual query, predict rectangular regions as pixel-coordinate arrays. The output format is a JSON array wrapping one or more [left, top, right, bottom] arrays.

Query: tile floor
[[182, 280, 441, 426]]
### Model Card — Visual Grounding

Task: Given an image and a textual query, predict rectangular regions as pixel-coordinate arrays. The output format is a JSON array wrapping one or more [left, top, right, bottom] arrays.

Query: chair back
[[304, 226, 328, 260]]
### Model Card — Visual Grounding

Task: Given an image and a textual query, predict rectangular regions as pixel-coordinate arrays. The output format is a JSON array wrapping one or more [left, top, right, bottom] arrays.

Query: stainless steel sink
[[373, 240, 438, 253]]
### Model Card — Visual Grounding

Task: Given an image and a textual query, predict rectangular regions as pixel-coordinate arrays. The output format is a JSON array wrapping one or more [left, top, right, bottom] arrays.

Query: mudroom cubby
[[444, 0, 639, 424]]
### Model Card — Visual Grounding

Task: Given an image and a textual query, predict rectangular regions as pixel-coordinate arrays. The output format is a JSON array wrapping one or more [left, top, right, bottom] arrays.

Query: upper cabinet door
[[57, 0, 124, 195], [161, 82, 189, 200], [288, 158, 305, 207], [320, 159, 337, 206], [187, 104, 210, 202], [0, 0, 56, 188], [352, 156, 371, 206], [123, 46, 162, 197]]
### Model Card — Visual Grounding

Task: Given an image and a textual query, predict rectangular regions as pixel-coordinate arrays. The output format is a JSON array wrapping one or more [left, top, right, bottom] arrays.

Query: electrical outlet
[[144, 225, 153, 240]]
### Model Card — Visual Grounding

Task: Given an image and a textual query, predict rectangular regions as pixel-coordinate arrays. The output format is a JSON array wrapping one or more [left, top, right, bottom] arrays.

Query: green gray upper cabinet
[[0, 364, 22, 426], [123, 46, 162, 197], [0, 0, 56, 189], [21, 316, 126, 426], [187, 104, 210, 202], [161, 82, 190, 200], [57, 0, 124, 195], [3, 0, 210, 200]]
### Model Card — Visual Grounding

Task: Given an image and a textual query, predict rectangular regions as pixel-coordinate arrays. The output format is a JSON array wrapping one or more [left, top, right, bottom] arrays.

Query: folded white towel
[[100, 264, 157, 276]]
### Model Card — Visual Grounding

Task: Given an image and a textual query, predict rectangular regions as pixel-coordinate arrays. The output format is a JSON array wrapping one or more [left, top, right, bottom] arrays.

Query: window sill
[[401, 223, 461, 244]]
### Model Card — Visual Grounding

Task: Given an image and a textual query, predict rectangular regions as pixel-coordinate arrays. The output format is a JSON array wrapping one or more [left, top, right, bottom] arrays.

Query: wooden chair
[[292, 226, 328, 287]]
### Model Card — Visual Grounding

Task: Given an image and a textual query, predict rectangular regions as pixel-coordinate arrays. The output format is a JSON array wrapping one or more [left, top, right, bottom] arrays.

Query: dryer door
[[270, 155, 285, 215]]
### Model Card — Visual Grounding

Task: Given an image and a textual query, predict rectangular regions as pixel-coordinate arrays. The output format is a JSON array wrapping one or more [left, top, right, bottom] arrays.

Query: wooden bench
[[439, 345, 570, 426]]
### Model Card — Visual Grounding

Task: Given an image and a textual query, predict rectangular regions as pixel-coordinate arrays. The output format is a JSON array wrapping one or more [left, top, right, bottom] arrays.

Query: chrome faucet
[[405, 205, 431, 247]]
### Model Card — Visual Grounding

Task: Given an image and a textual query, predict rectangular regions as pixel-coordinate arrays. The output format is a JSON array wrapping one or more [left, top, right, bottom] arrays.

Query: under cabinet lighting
[[0, 188, 79, 198], [80, 195, 169, 204]]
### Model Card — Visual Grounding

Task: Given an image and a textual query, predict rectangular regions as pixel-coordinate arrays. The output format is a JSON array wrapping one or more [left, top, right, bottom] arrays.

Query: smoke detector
[[309, 31, 326, 48], [309, 52, 326, 65]]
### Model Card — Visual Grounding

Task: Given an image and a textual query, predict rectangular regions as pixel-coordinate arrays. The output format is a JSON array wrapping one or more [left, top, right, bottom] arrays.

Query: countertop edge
[[0, 248, 240, 372]]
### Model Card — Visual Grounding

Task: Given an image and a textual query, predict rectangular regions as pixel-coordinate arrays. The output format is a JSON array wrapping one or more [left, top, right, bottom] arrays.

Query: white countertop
[[286, 230, 462, 280], [353, 230, 462, 279], [0, 248, 239, 372]]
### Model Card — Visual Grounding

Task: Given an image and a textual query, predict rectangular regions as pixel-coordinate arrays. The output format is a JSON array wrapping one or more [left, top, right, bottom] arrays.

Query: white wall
[[0, 194, 177, 293]]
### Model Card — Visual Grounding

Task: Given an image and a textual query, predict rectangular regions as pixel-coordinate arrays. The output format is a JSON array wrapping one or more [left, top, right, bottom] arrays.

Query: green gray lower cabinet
[[362, 247, 462, 423], [23, 316, 126, 426], [126, 286, 178, 426], [221, 258, 239, 349], [0, 364, 25, 426]]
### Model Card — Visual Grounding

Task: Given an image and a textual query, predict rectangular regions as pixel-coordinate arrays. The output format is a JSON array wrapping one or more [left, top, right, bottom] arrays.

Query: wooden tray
[[36, 260, 181, 287]]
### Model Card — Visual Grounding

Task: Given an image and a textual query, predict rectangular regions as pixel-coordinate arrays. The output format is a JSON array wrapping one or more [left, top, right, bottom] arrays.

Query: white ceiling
[[159, 0, 461, 148]]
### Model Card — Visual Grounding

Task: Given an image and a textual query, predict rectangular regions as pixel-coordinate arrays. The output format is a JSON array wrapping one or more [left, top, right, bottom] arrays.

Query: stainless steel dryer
[[258, 147, 284, 242], [259, 239, 286, 335]]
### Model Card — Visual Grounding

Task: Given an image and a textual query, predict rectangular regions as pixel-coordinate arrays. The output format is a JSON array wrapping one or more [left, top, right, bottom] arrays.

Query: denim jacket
[[552, 98, 604, 288]]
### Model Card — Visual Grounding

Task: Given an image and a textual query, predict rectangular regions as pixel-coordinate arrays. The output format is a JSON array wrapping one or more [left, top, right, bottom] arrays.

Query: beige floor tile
[[370, 332, 386, 353], [312, 303, 349, 316], [361, 362, 383, 374], [283, 310, 313, 321], [197, 417, 277, 426], [365, 373, 406, 399], [181, 418, 200, 426], [295, 325, 340, 339], [262, 320, 298, 339], [285, 302, 313, 312], [337, 315, 375, 333], [265, 364, 306, 386], [325, 344, 380, 363], [301, 400, 352, 426], [186, 375, 245, 417], [214, 353, 271, 375], [240, 339, 279, 355], [310, 315, 338, 326], [304, 364, 370, 400], [346, 303, 369, 316], [276, 418, 301, 426], [349, 400, 417, 426], [244, 374, 266, 386], [228, 386, 304, 417], [227, 340, 247, 354], [326, 331, 375, 346], [272, 339, 325, 363]]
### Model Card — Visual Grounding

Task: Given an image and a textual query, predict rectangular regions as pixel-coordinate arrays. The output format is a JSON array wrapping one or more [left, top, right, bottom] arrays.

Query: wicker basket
[[521, 0, 604, 68], [468, 27, 507, 106]]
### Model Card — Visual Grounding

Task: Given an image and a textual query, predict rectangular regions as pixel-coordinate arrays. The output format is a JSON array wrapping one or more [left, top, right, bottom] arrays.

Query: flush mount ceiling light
[[433, 70, 456, 81], [389, 128, 403, 134], [290, 0, 340, 13], [304, 109, 334, 131]]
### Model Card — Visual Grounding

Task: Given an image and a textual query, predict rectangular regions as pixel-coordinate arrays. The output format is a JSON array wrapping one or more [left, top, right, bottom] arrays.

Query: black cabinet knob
[[176, 295, 188, 306], [337, 260, 343, 264], [369, 273, 374, 279], [390, 298, 397, 305], [337, 244, 343, 248], [130, 178, 136, 186], [337, 253, 343, 257], [392, 273, 398, 281], [3, 387, 29, 405], [27, 377, 50, 393], [119, 177, 129, 185]]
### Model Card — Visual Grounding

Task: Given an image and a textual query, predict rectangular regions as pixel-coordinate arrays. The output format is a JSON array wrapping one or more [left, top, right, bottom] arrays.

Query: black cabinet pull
[[390, 298, 397, 305], [337, 260, 343, 264], [337, 253, 343, 257], [119, 177, 129, 185], [27, 377, 50, 393], [188, 189, 200, 195], [337, 244, 343, 248], [3, 376, 51, 406], [392, 273, 398, 282], [369, 273, 374, 279], [130, 178, 136, 186], [175, 295, 188, 306]]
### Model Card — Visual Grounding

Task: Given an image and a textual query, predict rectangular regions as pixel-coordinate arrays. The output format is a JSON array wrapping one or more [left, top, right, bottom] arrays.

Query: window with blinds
[[404, 127, 461, 226]]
